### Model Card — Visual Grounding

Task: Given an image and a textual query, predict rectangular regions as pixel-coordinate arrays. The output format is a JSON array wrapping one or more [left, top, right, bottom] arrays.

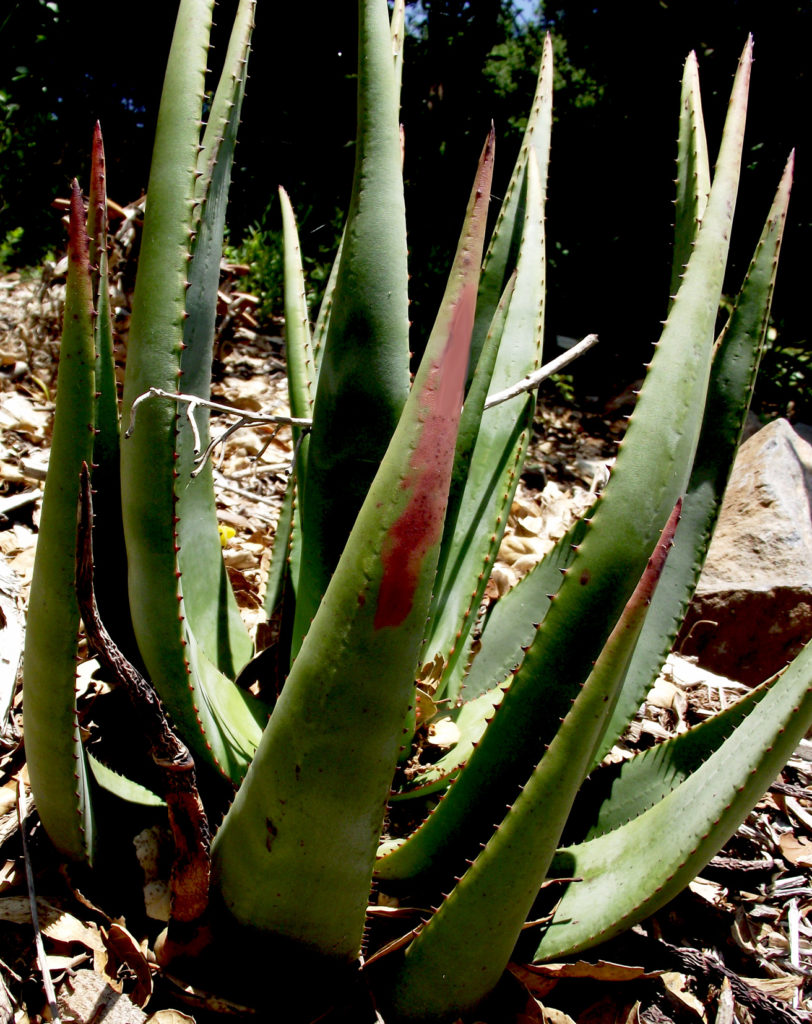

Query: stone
[[677, 418, 812, 685]]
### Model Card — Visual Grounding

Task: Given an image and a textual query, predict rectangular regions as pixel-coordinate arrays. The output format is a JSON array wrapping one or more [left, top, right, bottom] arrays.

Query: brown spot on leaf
[[374, 284, 476, 630]]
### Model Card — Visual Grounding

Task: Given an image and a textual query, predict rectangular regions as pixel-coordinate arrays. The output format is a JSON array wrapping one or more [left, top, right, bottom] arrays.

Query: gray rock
[[678, 417, 812, 684]]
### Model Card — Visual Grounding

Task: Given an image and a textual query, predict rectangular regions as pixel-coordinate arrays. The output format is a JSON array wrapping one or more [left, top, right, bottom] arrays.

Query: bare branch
[[483, 333, 598, 410], [124, 386, 311, 440], [124, 387, 313, 478], [124, 335, 597, 480]]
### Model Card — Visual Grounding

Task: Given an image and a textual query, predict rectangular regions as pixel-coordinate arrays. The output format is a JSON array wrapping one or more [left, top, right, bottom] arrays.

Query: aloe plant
[[21, 1, 807, 1020]]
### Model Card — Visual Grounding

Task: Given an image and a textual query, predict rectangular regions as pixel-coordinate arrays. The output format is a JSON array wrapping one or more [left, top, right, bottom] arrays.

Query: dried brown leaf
[[740, 974, 803, 1001], [427, 717, 461, 748], [661, 971, 707, 1020], [146, 1010, 197, 1024], [0, 896, 105, 953], [511, 961, 659, 987], [101, 922, 154, 1008], [714, 977, 735, 1024], [779, 833, 812, 868], [538, 1007, 576, 1024], [576, 994, 638, 1024], [785, 796, 812, 834]]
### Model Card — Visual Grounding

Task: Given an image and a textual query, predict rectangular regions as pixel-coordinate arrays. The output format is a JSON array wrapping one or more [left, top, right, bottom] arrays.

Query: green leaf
[[87, 124, 135, 659], [291, 0, 411, 654], [533, 640, 812, 961], [424, 151, 546, 702], [121, 0, 263, 778], [175, 0, 256, 680], [592, 149, 793, 764], [385, 507, 680, 1022], [564, 681, 772, 845], [23, 183, 96, 863], [376, 38, 753, 887], [88, 755, 165, 808], [212, 128, 495, 963], [669, 50, 711, 306]]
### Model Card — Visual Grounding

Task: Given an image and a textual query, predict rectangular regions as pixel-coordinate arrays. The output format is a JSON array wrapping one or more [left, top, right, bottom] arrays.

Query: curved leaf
[[533, 640, 812, 962], [24, 183, 96, 863], [212, 128, 495, 963]]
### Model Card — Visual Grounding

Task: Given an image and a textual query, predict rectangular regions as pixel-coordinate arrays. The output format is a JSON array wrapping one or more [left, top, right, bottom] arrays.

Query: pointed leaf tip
[[68, 181, 89, 266], [374, 134, 494, 631]]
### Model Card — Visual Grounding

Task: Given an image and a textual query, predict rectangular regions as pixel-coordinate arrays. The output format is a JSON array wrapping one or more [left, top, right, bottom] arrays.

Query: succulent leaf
[[393, 513, 593, 800], [87, 126, 135, 656], [175, 0, 256, 679], [23, 183, 96, 863], [533, 638, 812, 961], [120, 0, 215, 748], [385, 507, 680, 1021], [291, 0, 411, 654], [22, 15, 804, 1022], [564, 681, 772, 845], [88, 754, 165, 808], [120, 0, 264, 778], [376, 39, 753, 886], [459, 508, 592, 702], [593, 149, 793, 764], [669, 50, 711, 305], [212, 129, 495, 961], [468, 33, 553, 382], [425, 150, 546, 701]]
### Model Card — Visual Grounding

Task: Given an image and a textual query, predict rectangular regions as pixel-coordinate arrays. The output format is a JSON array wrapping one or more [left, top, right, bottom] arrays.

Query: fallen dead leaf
[[689, 877, 728, 907], [0, 860, 23, 893], [0, 896, 105, 953], [512, 989, 547, 1024], [222, 546, 261, 571], [0, 787, 16, 817], [715, 977, 735, 1024], [146, 1010, 197, 1024], [661, 971, 706, 1020], [785, 795, 812, 834], [516, 513, 544, 536], [44, 951, 88, 973], [414, 688, 437, 728], [647, 677, 680, 711], [576, 993, 638, 1024], [740, 973, 803, 1002], [538, 1007, 576, 1024], [0, 393, 50, 439], [160, 971, 259, 1017], [779, 833, 812, 868], [623, 1002, 641, 1024], [511, 960, 660, 985], [98, 922, 154, 1008]]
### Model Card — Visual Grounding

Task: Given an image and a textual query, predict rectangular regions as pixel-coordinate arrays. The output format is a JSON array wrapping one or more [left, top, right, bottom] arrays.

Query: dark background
[[0, 0, 807, 404]]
